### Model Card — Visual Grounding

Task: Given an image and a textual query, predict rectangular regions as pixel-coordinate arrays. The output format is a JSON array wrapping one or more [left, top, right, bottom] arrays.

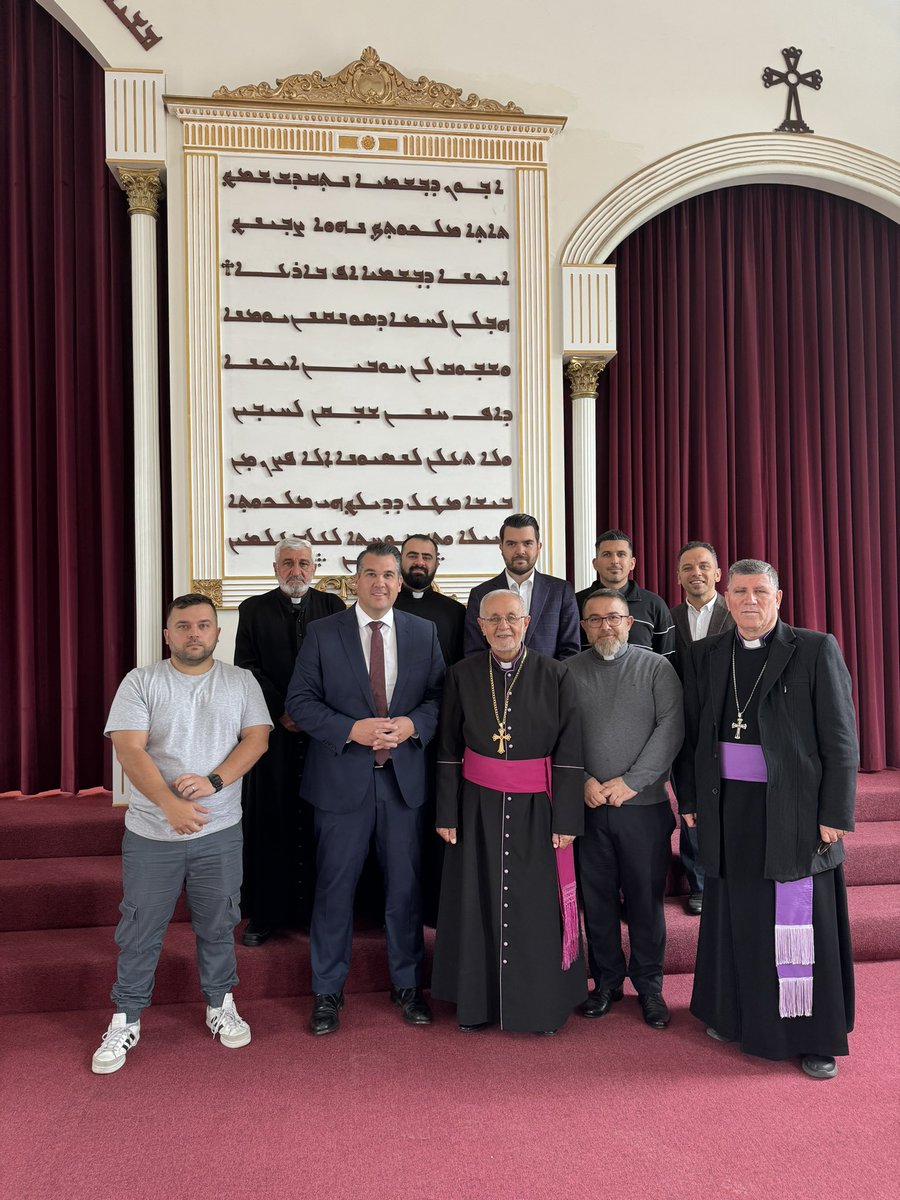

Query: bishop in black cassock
[[675, 560, 857, 1079], [432, 588, 586, 1033]]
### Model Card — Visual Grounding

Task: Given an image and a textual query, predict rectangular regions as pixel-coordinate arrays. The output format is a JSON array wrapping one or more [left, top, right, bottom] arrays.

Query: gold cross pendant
[[492, 725, 510, 754]]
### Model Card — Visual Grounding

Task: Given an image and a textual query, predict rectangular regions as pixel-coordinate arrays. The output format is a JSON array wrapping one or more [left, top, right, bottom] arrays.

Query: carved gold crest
[[214, 46, 523, 114]]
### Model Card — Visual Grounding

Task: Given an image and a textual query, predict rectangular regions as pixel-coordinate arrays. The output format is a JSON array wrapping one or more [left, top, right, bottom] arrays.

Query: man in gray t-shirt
[[566, 588, 683, 1032], [91, 594, 271, 1075]]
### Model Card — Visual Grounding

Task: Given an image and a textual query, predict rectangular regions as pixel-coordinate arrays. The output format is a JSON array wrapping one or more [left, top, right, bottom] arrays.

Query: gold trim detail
[[315, 575, 358, 601], [565, 357, 608, 400], [192, 579, 223, 607], [119, 167, 162, 217], [213, 47, 523, 114]]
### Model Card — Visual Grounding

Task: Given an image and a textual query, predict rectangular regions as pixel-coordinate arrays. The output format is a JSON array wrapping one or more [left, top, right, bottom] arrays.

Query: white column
[[565, 359, 606, 591], [120, 169, 164, 667]]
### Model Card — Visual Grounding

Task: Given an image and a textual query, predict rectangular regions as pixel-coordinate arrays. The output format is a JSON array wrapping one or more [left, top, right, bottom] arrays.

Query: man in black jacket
[[235, 538, 344, 945], [675, 558, 858, 1079]]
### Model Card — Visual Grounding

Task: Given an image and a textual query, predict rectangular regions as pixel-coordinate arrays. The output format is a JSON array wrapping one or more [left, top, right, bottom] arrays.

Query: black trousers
[[576, 801, 675, 994]]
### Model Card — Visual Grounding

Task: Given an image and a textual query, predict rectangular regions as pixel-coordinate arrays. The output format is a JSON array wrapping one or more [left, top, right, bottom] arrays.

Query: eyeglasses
[[583, 614, 628, 627], [481, 614, 526, 627]]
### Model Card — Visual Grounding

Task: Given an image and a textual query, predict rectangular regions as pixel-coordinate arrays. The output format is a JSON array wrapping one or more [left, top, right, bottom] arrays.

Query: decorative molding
[[562, 265, 616, 359], [563, 133, 900, 264], [565, 357, 607, 401], [213, 47, 523, 115], [192, 579, 224, 607], [315, 576, 358, 601], [105, 71, 166, 166], [119, 167, 163, 217]]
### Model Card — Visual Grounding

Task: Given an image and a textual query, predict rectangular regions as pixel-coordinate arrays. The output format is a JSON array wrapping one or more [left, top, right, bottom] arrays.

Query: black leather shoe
[[579, 986, 624, 1018], [706, 1026, 733, 1043], [638, 992, 670, 1028], [535, 1028, 559, 1036], [390, 986, 433, 1026], [241, 921, 272, 947], [309, 991, 344, 1036], [458, 1022, 492, 1033], [801, 1054, 837, 1079], [686, 892, 703, 915]]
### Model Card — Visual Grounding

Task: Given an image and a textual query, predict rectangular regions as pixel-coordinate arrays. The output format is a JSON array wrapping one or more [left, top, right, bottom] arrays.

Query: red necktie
[[368, 621, 390, 765]]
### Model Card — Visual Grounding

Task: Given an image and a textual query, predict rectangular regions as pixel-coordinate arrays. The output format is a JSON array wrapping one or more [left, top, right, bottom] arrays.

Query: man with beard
[[235, 538, 343, 945], [393, 534, 466, 668], [432, 589, 586, 1034], [93, 595, 271, 1073], [463, 513, 580, 660], [574, 530, 675, 656], [566, 589, 683, 1029], [394, 534, 466, 923], [671, 541, 734, 915], [675, 559, 857, 1079]]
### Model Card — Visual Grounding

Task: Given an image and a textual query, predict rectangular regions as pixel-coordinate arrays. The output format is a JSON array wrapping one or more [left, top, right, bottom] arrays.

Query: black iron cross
[[762, 47, 823, 133]]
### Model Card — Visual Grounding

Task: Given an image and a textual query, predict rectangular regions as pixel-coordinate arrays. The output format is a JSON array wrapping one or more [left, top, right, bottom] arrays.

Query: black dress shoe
[[458, 1021, 492, 1033], [579, 986, 624, 1018], [801, 1054, 838, 1079], [241, 921, 272, 947], [309, 991, 344, 1036], [390, 986, 433, 1026], [706, 1026, 733, 1043], [535, 1028, 559, 1036], [638, 992, 670, 1028], [686, 892, 703, 915]]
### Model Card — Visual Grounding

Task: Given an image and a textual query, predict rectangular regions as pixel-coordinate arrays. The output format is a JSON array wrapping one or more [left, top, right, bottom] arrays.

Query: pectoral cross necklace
[[730, 641, 767, 740], [489, 648, 528, 755]]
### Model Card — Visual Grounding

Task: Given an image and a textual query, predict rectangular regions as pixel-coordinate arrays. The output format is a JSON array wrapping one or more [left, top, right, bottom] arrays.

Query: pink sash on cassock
[[461, 747, 580, 970]]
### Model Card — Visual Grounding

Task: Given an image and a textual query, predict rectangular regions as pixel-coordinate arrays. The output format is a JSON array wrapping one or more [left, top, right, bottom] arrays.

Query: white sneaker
[[92, 1013, 140, 1074], [206, 993, 251, 1048]]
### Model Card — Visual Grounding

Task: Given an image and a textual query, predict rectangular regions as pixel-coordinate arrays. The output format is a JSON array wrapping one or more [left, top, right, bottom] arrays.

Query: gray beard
[[278, 580, 310, 598]]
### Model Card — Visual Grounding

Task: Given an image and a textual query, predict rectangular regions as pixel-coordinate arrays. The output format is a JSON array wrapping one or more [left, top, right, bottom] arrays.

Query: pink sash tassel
[[462, 747, 581, 970]]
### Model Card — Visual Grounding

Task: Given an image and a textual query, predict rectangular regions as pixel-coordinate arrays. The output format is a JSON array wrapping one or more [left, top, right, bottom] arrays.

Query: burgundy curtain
[[0, 0, 134, 792], [584, 185, 899, 770]]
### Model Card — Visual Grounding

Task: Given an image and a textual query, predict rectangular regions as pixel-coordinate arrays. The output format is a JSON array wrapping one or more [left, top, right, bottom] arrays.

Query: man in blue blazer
[[463, 513, 580, 660], [286, 542, 445, 1036]]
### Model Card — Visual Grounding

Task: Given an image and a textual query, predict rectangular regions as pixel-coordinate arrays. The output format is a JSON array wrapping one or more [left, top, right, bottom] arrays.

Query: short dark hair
[[166, 593, 218, 621], [678, 540, 718, 562], [728, 558, 780, 590], [595, 529, 633, 553], [581, 587, 630, 617], [355, 542, 402, 573], [401, 534, 438, 557], [500, 512, 540, 542]]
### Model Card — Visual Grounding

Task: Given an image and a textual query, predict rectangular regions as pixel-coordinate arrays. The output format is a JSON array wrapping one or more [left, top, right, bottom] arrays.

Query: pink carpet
[[1, 964, 897, 1200]]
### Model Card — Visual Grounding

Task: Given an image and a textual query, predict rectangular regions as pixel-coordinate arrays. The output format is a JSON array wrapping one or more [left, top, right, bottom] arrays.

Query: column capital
[[565, 356, 608, 401], [119, 167, 163, 218]]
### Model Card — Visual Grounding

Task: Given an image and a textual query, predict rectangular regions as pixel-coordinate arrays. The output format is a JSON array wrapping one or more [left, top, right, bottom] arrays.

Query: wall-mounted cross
[[762, 46, 823, 133]]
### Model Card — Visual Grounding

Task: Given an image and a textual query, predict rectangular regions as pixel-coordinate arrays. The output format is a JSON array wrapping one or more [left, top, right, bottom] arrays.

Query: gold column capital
[[191, 579, 223, 607], [565, 356, 608, 401], [119, 167, 163, 218]]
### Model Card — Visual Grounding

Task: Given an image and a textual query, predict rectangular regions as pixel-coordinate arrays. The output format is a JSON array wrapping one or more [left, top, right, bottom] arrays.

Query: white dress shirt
[[687, 594, 718, 641], [355, 603, 398, 704], [505, 570, 534, 615]]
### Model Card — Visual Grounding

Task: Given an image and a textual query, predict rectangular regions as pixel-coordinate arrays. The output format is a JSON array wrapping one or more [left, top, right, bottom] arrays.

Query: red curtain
[[0, 0, 134, 792], [587, 185, 899, 770]]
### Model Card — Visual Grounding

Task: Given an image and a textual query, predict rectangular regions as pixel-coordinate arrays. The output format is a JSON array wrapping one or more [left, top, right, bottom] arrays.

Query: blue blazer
[[463, 570, 581, 660], [285, 605, 445, 813]]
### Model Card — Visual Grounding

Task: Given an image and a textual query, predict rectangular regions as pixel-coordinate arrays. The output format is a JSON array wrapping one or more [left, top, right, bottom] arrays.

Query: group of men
[[94, 516, 858, 1085]]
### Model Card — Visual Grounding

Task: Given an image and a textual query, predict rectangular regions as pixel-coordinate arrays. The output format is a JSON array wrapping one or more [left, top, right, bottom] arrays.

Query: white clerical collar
[[593, 641, 629, 662], [411, 591, 425, 599], [736, 628, 774, 651]]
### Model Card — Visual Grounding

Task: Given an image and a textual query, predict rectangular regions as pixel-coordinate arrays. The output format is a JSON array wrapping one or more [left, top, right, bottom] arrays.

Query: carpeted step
[[0, 921, 436, 1016], [0, 857, 188, 931], [841, 822, 900, 886], [854, 770, 900, 822], [0, 792, 122, 860]]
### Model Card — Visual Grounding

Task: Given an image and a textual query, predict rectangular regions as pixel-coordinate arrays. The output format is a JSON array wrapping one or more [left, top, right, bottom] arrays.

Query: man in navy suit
[[286, 542, 445, 1035], [463, 513, 580, 660]]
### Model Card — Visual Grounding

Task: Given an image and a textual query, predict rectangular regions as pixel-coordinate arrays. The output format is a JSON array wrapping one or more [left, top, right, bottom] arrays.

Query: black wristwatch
[[207, 773, 224, 793]]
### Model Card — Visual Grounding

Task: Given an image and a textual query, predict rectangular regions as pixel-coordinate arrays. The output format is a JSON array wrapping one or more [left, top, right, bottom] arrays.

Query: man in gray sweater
[[565, 589, 684, 1029]]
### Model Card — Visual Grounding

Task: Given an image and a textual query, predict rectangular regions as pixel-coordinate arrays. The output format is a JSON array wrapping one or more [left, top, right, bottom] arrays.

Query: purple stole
[[461, 747, 580, 971], [719, 741, 814, 1018]]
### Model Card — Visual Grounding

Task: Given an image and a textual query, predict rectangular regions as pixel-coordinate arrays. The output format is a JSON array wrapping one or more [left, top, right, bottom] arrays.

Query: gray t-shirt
[[105, 659, 272, 841]]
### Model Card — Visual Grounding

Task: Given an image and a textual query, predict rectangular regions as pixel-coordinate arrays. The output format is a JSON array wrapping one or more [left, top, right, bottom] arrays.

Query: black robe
[[431, 651, 587, 1031], [394, 585, 467, 924], [689, 638, 855, 1059], [235, 586, 343, 927]]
